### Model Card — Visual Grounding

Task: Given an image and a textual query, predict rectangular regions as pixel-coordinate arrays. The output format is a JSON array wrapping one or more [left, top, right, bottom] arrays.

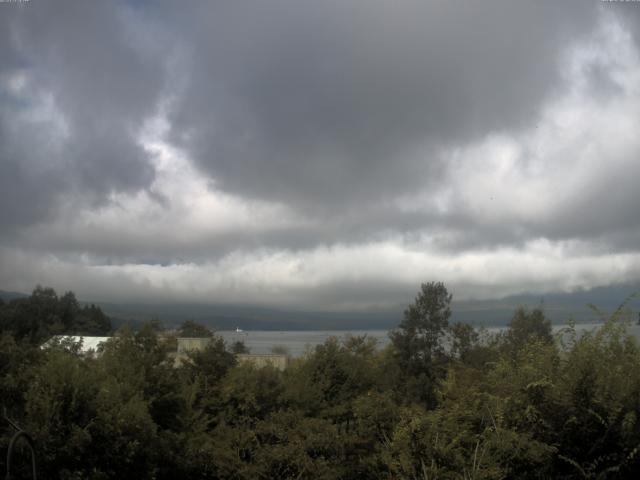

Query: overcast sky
[[2, 1, 640, 310]]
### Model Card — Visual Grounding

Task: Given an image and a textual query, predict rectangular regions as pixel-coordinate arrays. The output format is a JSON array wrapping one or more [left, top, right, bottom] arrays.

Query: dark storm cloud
[[0, 0, 163, 228], [4, 1, 640, 308], [0, 0, 619, 241], [165, 0, 600, 210]]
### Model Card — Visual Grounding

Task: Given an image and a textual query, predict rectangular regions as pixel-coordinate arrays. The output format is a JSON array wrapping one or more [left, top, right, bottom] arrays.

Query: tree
[[20, 346, 161, 479], [390, 282, 452, 366], [271, 344, 290, 356], [389, 282, 452, 405], [222, 364, 286, 421], [178, 320, 213, 338], [231, 340, 250, 354], [180, 336, 237, 393], [506, 306, 552, 353], [0, 286, 111, 343], [449, 321, 479, 363], [75, 303, 111, 335]]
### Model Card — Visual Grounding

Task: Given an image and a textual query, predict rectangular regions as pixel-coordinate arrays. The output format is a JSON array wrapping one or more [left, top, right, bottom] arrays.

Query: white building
[[41, 335, 112, 357]]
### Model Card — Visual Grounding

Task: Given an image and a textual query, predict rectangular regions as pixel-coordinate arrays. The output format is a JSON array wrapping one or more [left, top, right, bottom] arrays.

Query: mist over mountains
[[4, 282, 638, 331]]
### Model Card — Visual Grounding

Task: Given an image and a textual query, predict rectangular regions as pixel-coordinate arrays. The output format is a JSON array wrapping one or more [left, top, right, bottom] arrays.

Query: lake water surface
[[219, 323, 640, 357]]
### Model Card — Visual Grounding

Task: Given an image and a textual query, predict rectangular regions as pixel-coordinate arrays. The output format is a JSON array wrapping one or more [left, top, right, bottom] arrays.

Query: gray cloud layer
[[1, 1, 163, 227], [2, 1, 640, 307], [166, 1, 599, 209]]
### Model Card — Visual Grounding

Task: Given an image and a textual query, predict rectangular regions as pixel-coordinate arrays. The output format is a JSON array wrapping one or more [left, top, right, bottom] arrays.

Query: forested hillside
[[0, 286, 111, 343], [1, 284, 640, 479]]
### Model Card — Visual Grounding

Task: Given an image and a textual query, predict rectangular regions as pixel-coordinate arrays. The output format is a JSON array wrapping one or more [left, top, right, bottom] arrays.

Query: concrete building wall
[[177, 337, 212, 353], [236, 354, 288, 371], [174, 337, 213, 366]]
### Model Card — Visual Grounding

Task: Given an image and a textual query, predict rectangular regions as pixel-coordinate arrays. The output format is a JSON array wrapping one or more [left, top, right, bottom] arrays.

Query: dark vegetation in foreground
[[1, 284, 640, 479]]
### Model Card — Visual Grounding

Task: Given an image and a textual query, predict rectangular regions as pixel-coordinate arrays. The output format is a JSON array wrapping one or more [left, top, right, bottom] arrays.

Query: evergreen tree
[[389, 281, 452, 405]]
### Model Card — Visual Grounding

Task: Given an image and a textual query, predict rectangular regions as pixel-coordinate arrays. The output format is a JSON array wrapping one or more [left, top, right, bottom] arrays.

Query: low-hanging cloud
[[2, 1, 640, 309]]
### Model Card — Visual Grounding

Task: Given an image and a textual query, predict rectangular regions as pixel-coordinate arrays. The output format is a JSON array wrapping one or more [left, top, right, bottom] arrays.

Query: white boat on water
[[235, 327, 243, 333]]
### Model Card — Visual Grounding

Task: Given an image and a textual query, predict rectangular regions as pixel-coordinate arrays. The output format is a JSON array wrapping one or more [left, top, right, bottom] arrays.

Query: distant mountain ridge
[[95, 301, 400, 331], [0, 290, 29, 301], [2, 283, 639, 330]]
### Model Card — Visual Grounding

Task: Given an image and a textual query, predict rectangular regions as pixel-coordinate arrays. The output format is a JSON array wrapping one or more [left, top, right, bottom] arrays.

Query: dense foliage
[[2, 283, 640, 479], [0, 286, 111, 343]]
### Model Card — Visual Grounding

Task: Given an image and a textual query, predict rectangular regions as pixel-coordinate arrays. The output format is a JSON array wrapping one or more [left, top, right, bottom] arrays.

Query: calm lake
[[219, 323, 640, 357]]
